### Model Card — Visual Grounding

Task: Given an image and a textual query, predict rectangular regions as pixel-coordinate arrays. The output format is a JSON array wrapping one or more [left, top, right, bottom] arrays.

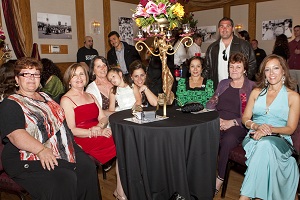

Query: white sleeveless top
[[115, 85, 136, 111]]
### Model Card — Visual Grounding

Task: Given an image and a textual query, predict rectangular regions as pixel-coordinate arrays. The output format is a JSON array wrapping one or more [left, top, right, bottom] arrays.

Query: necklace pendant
[[265, 108, 269, 114]]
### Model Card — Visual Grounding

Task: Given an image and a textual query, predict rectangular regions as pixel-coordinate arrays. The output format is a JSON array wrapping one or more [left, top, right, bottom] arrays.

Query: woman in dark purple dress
[[206, 52, 255, 195]]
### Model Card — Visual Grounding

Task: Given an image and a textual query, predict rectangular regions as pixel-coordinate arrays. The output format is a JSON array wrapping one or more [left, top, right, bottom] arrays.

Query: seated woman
[[240, 54, 299, 200], [40, 58, 65, 103], [86, 56, 114, 113], [129, 60, 157, 107], [0, 57, 99, 200], [176, 56, 214, 107], [60, 63, 126, 200], [107, 67, 142, 112], [206, 52, 255, 195]]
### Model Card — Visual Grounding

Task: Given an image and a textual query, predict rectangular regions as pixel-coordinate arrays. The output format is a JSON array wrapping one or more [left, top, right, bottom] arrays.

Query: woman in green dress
[[176, 56, 214, 107]]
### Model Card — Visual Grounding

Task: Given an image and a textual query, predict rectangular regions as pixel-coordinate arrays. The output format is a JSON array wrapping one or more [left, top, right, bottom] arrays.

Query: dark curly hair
[[40, 58, 63, 87], [273, 34, 290, 59], [0, 62, 16, 99]]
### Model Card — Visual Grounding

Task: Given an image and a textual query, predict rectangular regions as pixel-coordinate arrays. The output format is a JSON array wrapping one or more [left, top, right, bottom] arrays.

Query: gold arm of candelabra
[[165, 36, 193, 56], [135, 40, 160, 57], [0, 52, 11, 60]]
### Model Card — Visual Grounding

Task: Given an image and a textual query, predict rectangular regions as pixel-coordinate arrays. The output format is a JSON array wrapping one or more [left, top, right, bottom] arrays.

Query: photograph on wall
[[37, 12, 72, 39], [197, 25, 217, 43], [262, 18, 292, 40], [118, 17, 133, 46]]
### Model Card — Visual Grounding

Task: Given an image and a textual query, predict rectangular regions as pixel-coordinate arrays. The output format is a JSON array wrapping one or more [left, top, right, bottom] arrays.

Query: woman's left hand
[[139, 85, 148, 94], [100, 128, 112, 138], [250, 130, 267, 140], [220, 119, 234, 131]]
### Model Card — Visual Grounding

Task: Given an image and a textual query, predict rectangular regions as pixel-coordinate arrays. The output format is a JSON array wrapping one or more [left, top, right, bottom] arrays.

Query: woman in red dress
[[61, 63, 126, 200]]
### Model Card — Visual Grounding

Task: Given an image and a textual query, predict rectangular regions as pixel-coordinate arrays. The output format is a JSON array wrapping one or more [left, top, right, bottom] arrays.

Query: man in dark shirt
[[107, 31, 141, 76], [251, 39, 266, 80], [77, 36, 99, 71]]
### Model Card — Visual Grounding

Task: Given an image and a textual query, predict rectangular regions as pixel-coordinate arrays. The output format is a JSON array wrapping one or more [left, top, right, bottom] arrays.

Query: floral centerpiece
[[132, 0, 185, 31], [181, 13, 198, 29]]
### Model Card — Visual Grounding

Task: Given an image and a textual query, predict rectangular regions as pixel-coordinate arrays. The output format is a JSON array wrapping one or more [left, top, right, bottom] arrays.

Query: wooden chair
[[221, 121, 300, 199], [0, 142, 29, 200]]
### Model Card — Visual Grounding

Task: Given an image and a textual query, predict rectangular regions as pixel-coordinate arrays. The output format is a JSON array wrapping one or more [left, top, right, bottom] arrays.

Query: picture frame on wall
[[262, 18, 293, 40], [118, 17, 133, 46], [37, 12, 72, 39]]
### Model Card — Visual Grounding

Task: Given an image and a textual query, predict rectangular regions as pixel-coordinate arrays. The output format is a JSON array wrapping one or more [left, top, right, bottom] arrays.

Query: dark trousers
[[218, 126, 247, 179], [13, 145, 100, 200]]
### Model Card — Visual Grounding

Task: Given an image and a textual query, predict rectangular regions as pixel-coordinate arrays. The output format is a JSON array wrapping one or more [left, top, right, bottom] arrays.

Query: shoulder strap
[[62, 96, 77, 106]]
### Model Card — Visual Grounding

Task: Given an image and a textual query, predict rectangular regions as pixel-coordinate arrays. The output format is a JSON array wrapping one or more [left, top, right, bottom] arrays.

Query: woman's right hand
[[37, 147, 58, 171], [89, 126, 102, 138]]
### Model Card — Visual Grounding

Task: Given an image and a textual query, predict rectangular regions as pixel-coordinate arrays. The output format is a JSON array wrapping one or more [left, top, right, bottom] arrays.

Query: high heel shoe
[[113, 190, 127, 200]]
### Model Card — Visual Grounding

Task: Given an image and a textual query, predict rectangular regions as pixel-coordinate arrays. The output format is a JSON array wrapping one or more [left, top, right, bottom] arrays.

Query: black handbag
[[181, 102, 204, 113]]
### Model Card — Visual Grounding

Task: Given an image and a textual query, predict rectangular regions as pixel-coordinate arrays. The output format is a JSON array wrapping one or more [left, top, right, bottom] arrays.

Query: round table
[[110, 107, 220, 200]]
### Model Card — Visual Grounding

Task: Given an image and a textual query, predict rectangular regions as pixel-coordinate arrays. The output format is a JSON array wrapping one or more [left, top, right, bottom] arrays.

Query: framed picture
[[118, 17, 133, 45], [262, 18, 293, 40], [37, 12, 72, 39]]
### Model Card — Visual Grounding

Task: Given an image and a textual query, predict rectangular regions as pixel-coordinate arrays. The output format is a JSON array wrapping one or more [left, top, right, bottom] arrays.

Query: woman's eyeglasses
[[18, 73, 41, 78], [222, 50, 227, 61]]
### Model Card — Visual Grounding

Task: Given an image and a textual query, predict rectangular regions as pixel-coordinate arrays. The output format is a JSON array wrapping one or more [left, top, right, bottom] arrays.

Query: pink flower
[[0, 35, 5, 41], [145, 1, 166, 17], [134, 4, 149, 18], [169, 0, 178, 3], [140, 0, 149, 7]]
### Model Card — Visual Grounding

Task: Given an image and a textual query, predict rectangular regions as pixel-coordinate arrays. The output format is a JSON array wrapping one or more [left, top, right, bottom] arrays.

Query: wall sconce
[[235, 24, 243, 30], [91, 21, 101, 35]]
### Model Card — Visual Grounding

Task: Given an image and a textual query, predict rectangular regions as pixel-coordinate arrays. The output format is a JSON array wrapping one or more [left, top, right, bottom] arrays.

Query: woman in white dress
[[107, 67, 142, 111]]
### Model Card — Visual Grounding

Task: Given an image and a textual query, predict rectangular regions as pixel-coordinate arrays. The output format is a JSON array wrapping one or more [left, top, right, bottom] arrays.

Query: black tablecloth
[[110, 107, 220, 200]]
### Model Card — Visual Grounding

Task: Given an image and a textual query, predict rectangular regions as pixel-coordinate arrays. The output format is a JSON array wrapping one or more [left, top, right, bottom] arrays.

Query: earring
[[15, 83, 19, 87], [265, 79, 268, 86], [282, 76, 285, 84], [69, 84, 71, 89]]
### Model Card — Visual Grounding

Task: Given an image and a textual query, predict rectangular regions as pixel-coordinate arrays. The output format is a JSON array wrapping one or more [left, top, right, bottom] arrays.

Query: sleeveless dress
[[68, 97, 116, 164], [115, 85, 136, 111], [240, 86, 299, 200]]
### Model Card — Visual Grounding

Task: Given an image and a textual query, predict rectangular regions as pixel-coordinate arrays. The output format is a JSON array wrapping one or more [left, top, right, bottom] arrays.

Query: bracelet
[[250, 122, 255, 130], [244, 119, 252, 128], [143, 87, 148, 92], [36, 146, 46, 155]]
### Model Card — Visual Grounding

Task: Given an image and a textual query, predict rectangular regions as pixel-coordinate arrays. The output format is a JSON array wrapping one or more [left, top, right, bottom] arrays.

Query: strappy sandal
[[215, 176, 224, 196], [113, 190, 127, 200]]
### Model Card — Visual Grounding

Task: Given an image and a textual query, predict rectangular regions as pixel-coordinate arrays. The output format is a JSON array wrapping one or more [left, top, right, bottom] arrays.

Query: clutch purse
[[181, 102, 204, 113], [168, 192, 185, 200]]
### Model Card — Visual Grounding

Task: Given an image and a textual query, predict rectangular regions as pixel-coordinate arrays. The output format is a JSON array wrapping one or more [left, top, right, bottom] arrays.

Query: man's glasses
[[222, 49, 227, 61], [18, 73, 41, 78]]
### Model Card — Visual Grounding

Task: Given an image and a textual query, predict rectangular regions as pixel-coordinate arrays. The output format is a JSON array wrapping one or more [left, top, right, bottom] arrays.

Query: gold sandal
[[113, 190, 127, 200]]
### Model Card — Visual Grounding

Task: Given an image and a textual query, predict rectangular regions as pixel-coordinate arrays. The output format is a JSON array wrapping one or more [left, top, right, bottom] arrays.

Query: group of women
[[0, 50, 299, 200]]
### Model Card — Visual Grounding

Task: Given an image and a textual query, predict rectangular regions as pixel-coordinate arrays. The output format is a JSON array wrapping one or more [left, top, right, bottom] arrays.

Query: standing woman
[[86, 56, 114, 113], [129, 60, 157, 107], [240, 54, 299, 200], [0, 58, 99, 200], [176, 56, 214, 107], [60, 63, 126, 199], [272, 34, 290, 61], [206, 53, 255, 195]]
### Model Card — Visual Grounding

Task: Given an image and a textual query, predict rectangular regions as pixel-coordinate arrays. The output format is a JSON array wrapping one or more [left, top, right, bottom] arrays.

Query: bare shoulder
[[287, 88, 300, 103], [251, 88, 262, 99]]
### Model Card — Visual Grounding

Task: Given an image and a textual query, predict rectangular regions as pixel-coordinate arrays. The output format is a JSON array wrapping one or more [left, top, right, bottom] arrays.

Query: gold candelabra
[[0, 43, 12, 61], [135, 21, 193, 117]]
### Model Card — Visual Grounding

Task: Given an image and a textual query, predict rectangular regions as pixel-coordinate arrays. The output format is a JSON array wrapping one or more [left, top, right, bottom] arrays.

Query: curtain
[[2, 0, 28, 58]]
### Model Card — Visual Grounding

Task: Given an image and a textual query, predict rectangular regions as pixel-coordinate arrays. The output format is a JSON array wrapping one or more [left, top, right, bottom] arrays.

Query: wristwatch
[[233, 119, 237, 126]]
